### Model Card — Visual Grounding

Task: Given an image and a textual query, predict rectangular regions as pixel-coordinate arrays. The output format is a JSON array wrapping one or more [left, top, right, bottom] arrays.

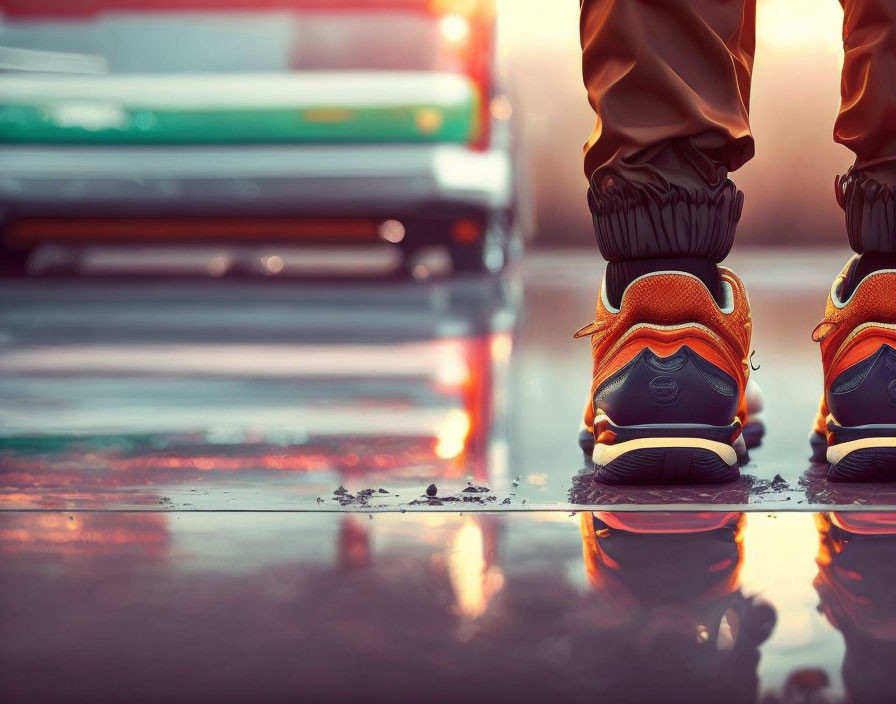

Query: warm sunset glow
[[496, 0, 843, 54], [494, 0, 850, 248], [757, 0, 843, 51], [740, 514, 822, 648]]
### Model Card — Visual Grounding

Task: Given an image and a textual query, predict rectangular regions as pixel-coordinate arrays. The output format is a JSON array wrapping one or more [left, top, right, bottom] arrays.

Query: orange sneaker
[[575, 267, 758, 484], [810, 257, 896, 480]]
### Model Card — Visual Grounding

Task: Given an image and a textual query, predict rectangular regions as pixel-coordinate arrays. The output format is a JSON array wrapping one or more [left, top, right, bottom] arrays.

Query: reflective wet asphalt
[[3, 249, 896, 703], [3, 510, 895, 703]]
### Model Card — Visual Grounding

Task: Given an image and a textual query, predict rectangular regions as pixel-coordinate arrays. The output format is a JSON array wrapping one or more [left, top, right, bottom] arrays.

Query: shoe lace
[[749, 350, 760, 371]]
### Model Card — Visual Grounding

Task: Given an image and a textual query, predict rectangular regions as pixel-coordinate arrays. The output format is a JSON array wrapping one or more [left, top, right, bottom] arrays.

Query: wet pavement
[[0, 248, 889, 511], [5, 249, 896, 701], [4, 509, 896, 703]]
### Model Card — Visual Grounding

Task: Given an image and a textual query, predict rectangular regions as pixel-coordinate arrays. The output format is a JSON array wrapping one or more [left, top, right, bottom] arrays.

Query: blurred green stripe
[[0, 100, 479, 144]]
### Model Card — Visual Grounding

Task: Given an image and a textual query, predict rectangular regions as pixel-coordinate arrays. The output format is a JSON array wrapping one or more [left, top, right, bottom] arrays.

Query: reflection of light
[[263, 255, 284, 274], [741, 513, 819, 647], [415, 107, 444, 134], [435, 408, 471, 459], [408, 247, 452, 278], [717, 609, 738, 651], [490, 332, 513, 363], [339, 516, 371, 569], [450, 219, 482, 244], [434, 341, 469, 388], [412, 264, 430, 280], [51, 102, 126, 130], [378, 219, 405, 244], [447, 518, 504, 620], [206, 255, 230, 277], [439, 14, 470, 43], [0, 513, 169, 556], [489, 95, 512, 121]]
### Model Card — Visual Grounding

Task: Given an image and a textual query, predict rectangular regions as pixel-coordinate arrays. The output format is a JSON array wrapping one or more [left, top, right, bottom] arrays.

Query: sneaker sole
[[812, 422, 896, 481], [592, 437, 739, 485], [579, 419, 753, 485], [820, 343, 896, 481], [827, 436, 896, 482]]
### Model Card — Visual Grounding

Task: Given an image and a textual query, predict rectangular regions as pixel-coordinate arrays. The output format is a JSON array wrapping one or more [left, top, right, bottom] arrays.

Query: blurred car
[[0, 0, 527, 274]]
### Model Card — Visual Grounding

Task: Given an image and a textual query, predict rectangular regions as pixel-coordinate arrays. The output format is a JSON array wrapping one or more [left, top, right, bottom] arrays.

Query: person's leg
[[835, 0, 896, 297], [577, 0, 762, 484], [581, 0, 756, 307], [812, 0, 896, 480]]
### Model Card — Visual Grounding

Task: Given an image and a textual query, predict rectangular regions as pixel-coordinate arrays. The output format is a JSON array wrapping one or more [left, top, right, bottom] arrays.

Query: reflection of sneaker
[[815, 512, 896, 653], [812, 513, 896, 704], [810, 257, 896, 480], [577, 511, 775, 704], [576, 268, 755, 484]]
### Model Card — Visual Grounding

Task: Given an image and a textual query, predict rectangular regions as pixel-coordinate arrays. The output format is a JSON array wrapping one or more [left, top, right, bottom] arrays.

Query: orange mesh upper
[[577, 267, 752, 430], [812, 259, 896, 437], [814, 261, 896, 384]]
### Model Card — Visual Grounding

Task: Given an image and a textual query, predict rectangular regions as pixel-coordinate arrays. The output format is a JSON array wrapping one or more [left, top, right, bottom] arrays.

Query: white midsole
[[827, 437, 896, 464], [592, 437, 738, 466]]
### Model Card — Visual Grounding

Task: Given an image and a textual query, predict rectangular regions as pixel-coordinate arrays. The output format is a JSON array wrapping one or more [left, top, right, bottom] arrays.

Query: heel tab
[[609, 270, 740, 321], [831, 260, 896, 309]]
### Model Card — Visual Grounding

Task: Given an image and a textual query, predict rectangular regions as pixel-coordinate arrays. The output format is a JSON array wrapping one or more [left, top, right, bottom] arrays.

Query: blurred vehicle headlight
[[439, 14, 471, 44]]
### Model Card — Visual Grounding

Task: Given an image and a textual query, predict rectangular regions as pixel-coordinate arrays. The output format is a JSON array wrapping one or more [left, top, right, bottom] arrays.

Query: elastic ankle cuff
[[587, 174, 743, 262], [837, 169, 896, 254]]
